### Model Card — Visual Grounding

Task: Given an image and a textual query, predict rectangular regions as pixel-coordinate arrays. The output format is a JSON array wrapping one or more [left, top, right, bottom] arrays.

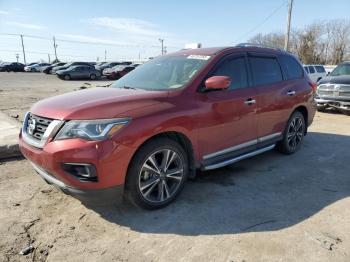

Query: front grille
[[26, 113, 53, 140], [317, 84, 350, 99], [339, 85, 350, 98], [318, 90, 333, 96]]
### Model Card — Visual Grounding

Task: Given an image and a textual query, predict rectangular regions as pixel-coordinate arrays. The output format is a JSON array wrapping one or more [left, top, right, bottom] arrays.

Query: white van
[[303, 65, 327, 82]]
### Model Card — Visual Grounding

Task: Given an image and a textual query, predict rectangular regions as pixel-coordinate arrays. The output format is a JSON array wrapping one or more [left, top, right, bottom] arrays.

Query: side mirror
[[205, 76, 231, 90]]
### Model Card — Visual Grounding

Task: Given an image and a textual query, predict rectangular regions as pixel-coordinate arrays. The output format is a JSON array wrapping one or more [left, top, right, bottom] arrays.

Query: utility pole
[[16, 53, 19, 63], [53, 37, 58, 61], [104, 50, 107, 61], [159, 38, 164, 55], [20, 35, 26, 64], [284, 0, 294, 51], [48, 54, 51, 63]]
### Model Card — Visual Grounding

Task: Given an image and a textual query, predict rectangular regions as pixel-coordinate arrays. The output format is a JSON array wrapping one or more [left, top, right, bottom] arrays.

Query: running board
[[202, 144, 275, 171]]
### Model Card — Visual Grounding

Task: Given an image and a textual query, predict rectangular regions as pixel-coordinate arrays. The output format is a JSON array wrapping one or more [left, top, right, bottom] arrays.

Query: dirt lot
[[0, 73, 350, 262]]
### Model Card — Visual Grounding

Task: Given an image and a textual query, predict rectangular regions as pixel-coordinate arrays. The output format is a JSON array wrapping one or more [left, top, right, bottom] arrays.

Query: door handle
[[244, 98, 256, 105], [287, 90, 296, 96]]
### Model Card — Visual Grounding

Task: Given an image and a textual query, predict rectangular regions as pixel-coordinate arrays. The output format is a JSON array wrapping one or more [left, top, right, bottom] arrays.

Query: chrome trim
[[203, 139, 257, 160], [203, 144, 275, 171], [203, 132, 282, 160], [22, 112, 64, 149], [31, 162, 66, 189], [287, 90, 296, 96], [257, 132, 282, 143]]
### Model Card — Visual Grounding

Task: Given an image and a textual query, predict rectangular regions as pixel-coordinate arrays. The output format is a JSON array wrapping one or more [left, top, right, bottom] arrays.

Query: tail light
[[308, 81, 318, 93]]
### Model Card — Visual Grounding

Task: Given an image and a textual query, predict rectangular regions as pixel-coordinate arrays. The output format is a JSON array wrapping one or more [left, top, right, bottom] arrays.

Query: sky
[[0, 0, 349, 63]]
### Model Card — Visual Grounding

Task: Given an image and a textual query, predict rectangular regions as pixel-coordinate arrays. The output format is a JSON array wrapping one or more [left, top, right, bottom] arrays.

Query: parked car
[[0, 62, 25, 72], [51, 62, 93, 74], [303, 64, 327, 82], [315, 61, 350, 115], [24, 63, 51, 72], [56, 65, 101, 80], [103, 64, 138, 80], [19, 46, 316, 209], [95, 61, 132, 72], [42, 62, 66, 74]]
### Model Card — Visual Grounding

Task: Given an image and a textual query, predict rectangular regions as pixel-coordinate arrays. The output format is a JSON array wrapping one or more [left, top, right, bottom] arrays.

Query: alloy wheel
[[138, 149, 184, 203], [287, 116, 304, 150]]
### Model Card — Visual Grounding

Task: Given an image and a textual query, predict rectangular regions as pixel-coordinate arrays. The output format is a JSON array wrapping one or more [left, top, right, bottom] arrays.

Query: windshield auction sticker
[[187, 55, 211, 60]]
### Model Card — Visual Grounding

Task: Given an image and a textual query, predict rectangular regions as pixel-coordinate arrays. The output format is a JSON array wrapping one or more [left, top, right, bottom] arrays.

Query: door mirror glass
[[205, 76, 231, 90]]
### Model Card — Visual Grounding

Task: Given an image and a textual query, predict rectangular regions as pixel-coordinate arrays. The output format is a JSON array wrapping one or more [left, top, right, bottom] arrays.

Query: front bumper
[[19, 127, 135, 204], [32, 162, 124, 205], [315, 97, 350, 111]]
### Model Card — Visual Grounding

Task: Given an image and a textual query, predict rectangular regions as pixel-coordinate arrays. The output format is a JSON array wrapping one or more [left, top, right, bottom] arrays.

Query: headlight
[[55, 118, 130, 141]]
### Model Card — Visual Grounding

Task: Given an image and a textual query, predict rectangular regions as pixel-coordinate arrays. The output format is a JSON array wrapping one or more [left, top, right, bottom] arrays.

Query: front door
[[197, 54, 258, 160]]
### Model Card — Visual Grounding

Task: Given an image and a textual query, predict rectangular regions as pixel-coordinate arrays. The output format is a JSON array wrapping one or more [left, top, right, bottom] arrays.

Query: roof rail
[[235, 43, 284, 51]]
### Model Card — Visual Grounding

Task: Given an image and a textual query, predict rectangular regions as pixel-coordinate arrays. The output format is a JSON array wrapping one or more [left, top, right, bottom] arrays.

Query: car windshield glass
[[112, 55, 211, 91], [331, 64, 350, 76]]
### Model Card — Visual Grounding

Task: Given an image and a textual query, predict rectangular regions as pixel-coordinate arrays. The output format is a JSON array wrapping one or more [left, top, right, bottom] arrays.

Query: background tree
[[248, 19, 350, 65]]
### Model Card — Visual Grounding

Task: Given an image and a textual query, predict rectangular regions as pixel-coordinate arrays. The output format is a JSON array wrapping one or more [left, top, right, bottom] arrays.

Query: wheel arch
[[125, 131, 197, 186]]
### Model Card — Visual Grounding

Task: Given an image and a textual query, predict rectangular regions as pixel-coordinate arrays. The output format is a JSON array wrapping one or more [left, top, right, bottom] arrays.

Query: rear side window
[[279, 55, 303, 80], [249, 56, 282, 86], [308, 66, 315, 73], [211, 56, 248, 90], [315, 66, 326, 73]]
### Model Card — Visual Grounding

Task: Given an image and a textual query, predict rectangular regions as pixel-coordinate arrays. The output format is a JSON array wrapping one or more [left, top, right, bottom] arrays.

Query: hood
[[318, 75, 350, 85], [56, 68, 69, 74], [30, 87, 169, 120], [53, 65, 69, 71]]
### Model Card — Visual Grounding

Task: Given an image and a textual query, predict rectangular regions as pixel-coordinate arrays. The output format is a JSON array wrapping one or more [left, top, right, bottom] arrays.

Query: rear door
[[197, 53, 258, 160], [248, 53, 292, 145]]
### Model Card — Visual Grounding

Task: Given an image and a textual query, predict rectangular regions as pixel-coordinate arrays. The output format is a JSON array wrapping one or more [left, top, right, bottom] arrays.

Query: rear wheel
[[126, 138, 188, 209], [276, 111, 305, 154], [64, 74, 71, 80]]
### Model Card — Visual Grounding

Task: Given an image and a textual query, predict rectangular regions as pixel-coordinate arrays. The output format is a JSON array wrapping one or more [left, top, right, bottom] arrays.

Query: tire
[[64, 74, 71, 80], [90, 74, 96, 80], [125, 138, 189, 209], [276, 111, 305, 155]]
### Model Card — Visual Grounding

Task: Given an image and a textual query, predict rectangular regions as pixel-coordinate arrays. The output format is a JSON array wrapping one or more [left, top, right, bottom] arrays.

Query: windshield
[[330, 63, 350, 76], [112, 55, 211, 91]]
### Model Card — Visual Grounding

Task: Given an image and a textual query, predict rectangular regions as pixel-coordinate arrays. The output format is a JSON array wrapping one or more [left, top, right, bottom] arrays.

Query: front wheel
[[125, 138, 188, 209], [64, 74, 71, 80], [276, 111, 305, 155], [90, 74, 96, 80]]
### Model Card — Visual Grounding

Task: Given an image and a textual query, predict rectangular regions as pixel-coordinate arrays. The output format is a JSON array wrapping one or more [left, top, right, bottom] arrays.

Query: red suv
[[19, 46, 316, 209]]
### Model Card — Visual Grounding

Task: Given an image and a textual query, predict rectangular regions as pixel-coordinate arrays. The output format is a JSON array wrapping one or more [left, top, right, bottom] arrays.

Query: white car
[[303, 64, 327, 83], [24, 63, 51, 72]]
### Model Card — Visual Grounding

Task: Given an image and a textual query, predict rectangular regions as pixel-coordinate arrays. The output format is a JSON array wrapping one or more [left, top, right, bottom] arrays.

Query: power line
[[0, 32, 168, 49], [233, 1, 287, 43], [0, 49, 89, 58]]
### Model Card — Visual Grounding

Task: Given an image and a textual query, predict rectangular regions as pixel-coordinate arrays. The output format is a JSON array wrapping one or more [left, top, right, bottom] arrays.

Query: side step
[[202, 144, 275, 171]]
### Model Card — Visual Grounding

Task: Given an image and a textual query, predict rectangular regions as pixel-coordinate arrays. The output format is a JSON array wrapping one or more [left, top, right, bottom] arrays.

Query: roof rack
[[235, 43, 284, 52]]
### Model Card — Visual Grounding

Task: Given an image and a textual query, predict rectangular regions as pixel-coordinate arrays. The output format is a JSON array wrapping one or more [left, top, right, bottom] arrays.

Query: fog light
[[62, 163, 98, 182]]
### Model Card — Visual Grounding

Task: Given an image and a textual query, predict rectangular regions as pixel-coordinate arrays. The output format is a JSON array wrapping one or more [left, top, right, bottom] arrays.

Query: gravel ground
[[0, 73, 349, 262]]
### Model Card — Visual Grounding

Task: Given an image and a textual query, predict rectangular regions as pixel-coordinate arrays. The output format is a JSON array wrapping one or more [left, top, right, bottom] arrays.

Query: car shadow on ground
[[89, 132, 350, 236]]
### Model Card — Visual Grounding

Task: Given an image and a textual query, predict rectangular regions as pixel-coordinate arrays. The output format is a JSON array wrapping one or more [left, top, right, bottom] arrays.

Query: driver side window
[[211, 56, 249, 90]]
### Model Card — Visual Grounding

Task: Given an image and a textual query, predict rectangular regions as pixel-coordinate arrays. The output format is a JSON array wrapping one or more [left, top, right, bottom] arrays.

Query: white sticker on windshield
[[187, 55, 211, 60]]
